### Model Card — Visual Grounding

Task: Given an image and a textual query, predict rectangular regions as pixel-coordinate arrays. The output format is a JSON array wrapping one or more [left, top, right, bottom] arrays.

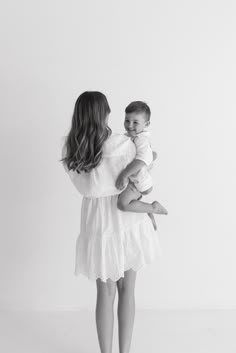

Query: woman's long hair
[[61, 91, 112, 173]]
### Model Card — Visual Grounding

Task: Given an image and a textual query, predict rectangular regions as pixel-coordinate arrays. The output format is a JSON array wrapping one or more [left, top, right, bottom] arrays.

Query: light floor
[[0, 309, 235, 353]]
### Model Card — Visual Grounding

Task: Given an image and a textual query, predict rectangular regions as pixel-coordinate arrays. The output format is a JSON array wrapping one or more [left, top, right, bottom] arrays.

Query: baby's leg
[[117, 186, 141, 211], [138, 187, 157, 229], [141, 186, 153, 196], [147, 213, 157, 231], [118, 185, 168, 214], [140, 187, 168, 216], [140, 187, 163, 230]]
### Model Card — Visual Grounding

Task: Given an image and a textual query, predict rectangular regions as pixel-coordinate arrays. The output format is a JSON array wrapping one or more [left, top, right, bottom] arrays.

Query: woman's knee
[[117, 269, 137, 296], [96, 278, 117, 301]]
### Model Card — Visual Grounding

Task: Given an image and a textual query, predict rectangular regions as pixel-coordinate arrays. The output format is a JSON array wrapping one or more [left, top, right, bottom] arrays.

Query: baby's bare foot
[[152, 201, 168, 215]]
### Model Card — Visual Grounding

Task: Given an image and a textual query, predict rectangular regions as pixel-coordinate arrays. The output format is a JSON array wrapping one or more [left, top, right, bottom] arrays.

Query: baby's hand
[[116, 172, 128, 190]]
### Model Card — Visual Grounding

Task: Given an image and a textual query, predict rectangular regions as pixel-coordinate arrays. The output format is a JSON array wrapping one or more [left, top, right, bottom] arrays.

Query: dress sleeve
[[134, 135, 153, 166]]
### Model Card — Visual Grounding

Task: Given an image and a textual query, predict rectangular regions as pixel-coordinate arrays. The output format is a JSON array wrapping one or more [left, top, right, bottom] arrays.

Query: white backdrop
[[0, 0, 235, 310]]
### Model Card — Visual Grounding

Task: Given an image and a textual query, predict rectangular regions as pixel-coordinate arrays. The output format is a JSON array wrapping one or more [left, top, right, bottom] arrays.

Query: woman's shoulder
[[103, 132, 135, 156], [105, 132, 130, 146]]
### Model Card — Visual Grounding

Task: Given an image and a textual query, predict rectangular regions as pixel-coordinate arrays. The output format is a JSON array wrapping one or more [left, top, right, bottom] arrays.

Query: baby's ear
[[145, 120, 150, 126]]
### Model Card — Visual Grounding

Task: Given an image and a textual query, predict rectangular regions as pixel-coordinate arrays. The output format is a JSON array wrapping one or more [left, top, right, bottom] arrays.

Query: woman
[[61, 91, 163, 353]]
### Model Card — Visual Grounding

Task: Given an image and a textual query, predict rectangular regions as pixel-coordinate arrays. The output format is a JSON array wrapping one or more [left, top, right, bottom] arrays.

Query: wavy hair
[[60, 91, 112, 173]]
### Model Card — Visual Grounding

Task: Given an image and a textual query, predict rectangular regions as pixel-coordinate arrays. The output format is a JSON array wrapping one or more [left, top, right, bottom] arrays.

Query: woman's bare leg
[[96, 278, 117, 353], [117, 269, 137, 353]]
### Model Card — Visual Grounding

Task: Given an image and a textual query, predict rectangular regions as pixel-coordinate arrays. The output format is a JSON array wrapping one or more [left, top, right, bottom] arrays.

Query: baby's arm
[[115, 159, 146, 190]]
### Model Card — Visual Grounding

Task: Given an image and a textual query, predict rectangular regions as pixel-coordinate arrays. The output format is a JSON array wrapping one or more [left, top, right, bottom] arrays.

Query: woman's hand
[[116, 172, 129, 190]]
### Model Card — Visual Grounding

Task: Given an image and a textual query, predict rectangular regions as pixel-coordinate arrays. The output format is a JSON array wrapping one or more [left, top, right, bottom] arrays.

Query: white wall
[[0, 0, 235, 310]]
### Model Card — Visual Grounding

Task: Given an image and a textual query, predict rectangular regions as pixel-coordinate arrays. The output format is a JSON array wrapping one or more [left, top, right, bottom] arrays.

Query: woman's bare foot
[[152, 201, 168, 215], [148, 213, 157, 231]]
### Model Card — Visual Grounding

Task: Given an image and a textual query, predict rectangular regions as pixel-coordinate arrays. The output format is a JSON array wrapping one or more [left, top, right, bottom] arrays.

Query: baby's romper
[[62, 133, 162, 282], [128, 131, 154, 193]]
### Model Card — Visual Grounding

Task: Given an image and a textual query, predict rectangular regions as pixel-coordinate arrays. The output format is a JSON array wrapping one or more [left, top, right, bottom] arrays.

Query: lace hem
[[74, 259, 159, 283]]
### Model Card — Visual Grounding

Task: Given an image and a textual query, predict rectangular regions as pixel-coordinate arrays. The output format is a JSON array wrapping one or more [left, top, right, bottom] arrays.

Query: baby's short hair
[[125, 101, 151, 121]]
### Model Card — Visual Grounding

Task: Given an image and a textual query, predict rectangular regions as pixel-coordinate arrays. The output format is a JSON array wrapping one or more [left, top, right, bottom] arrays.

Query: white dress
[[62, 133, 162, 282]]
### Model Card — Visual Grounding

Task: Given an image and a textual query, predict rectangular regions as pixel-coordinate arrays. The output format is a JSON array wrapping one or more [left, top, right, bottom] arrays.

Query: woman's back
[[62, 133, 136, 198]]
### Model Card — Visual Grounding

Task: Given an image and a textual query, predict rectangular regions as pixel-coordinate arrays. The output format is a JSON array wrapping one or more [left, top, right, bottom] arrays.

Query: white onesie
[[126, 130, 154, 193]]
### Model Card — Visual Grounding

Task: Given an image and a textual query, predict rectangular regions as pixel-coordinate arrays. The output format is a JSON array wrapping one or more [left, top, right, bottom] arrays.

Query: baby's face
[[124, 112, 149, 137]]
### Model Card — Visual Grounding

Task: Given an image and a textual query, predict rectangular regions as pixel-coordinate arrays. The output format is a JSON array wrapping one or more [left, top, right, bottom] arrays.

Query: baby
[[115, 101, 168, 230]]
